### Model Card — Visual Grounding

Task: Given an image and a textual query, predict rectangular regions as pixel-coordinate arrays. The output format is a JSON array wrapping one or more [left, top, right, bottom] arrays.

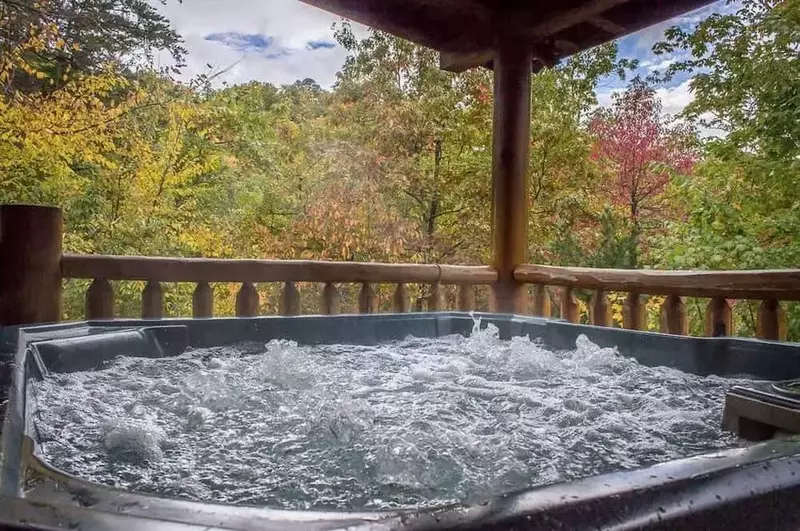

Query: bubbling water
[[32, 321, 746, 510]]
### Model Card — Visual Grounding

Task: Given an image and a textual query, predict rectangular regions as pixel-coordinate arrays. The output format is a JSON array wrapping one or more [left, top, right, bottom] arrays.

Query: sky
[[151, 0, 731, 119]]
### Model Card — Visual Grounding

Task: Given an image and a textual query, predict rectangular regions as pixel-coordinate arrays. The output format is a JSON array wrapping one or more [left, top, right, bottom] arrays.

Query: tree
[[589, 78, 697, 267], [1, 0, 185, 92]]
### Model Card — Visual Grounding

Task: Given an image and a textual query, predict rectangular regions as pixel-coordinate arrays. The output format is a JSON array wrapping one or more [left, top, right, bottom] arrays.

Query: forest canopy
[[1, 0, 797, 336]]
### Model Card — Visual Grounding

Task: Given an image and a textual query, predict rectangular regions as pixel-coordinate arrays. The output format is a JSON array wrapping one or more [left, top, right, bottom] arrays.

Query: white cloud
[[150, 0, 367, 87], [654, 79, 695, 117]]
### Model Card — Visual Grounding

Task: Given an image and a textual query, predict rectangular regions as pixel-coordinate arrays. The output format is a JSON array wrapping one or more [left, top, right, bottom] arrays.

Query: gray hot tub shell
[[2, 312, 800, 530]]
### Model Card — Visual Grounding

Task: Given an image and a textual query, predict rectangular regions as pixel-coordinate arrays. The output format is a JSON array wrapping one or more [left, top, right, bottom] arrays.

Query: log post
[[704, 297, 732, 337], [192, 281, 213, 318], [623, 293, 646, 331], [321, 282, 339, 315], [757, 299, 787, 341], [590, 290, 610, 327], [141, 281, 163, 319], [86, 278, 114, 320], [0, 205, 62, 325], [393, 283, 409, 313], [531, 285, 550, 318], [280, 281, 300, 316], [428, 283, 445, 311], [236, 282, 259, 317], [458, 285, 475, 312], [489, 35, 531, 314], [359, 283, 378, 314], [561, 287, 579, 324], [660, 294, 687, 335]]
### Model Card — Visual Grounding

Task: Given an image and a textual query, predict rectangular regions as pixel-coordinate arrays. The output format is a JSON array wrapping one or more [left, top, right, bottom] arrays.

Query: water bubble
[[33, 327, 747, 510]]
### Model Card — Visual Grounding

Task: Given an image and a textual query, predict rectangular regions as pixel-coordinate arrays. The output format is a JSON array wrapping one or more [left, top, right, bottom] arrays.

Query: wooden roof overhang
[[300, 0, 715, 71]]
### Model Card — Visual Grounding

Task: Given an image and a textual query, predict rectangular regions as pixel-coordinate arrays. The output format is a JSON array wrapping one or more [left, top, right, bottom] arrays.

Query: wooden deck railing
[[514, 265, 800, 341], [1, 205, 798, 341], [60, 254, 497, 319]]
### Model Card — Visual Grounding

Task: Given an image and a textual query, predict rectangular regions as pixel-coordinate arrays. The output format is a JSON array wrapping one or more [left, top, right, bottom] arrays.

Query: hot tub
[[2, 313, 800, 530]]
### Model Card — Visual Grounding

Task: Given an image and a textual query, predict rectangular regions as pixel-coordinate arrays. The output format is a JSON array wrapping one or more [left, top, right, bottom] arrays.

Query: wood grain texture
[[428, 283, 445, 311], [531, 285, 551, 318], [660, 295, 687, 336], [757, 299, 787, 341], [0, 205, 62, 325], [280, 281, 301, 316], [704, 297, 732, 337], [141, 281, 163, 319], [359, 283, 378, 314], [236, 282, 259, 317], [86, 278, 114, 320], [561, 287, 579, 324], [61, 255, 496, 285], [623, 292, 645, 331], [393, 283, 410, 313], [490, 36, 531, 314], [192, 281, 213, 318], [590, 290, 611, 327], [321, 283, 339, 315], [515, 264, 800, 300]]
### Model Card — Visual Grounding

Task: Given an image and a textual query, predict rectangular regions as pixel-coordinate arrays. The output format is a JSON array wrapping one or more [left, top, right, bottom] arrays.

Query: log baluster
[[359, 283, 378, 314], [86, 278, 114, 320], [236, 282, 259, 317], [192, 281, 213, 318], [757, 299, 787, 341], [428, 283, 445, 311], [280, 281, 300, 316], [393, 283, 409, 313], [590, 290, 610, 327], [531, 285, 550, 318], [561, 287, 579, 324], [705, 297, 732, 337], [142, 280, 163, 319], [321, 282, 339, 315], [458, 285, 476, 312], [660, 294, 687, 335], [623, 293, 646, 331]]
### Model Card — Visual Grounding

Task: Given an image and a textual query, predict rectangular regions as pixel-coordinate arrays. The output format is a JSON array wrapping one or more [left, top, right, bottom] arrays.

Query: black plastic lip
[[3, 314, 800, 531]]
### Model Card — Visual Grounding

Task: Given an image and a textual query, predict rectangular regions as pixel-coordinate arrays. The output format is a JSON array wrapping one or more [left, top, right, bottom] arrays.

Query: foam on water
[[32, 320, 747, 510]]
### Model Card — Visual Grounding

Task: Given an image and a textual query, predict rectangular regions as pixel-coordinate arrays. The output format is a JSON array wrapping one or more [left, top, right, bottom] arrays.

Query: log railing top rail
[[514, 264, 800, 300], [61, 254, 498, 285]]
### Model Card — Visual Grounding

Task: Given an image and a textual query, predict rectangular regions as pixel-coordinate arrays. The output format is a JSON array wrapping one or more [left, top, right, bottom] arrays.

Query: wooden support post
[[359, 283, 378, 314], [86, 278, 114, 320], [757, 299, 787, 341], [623, 292, 646, 331], [0, 205, 62, 325], [458, 285, 476, 312], [280, 281, 300, 316], [590, 290, 610, 327], [489, 35, 531, 314], [141, 281, 163, 319], [236, 282, 259, 317], [321, 282, 339, 315], [660, 294, 687, 335], [393, 283, 409, 313], [531, 285, 550, 318], [428, 283, 445, 311], [192, 281, 213, 318], [561, 287, 579, 324], [705, 297, 732, 337]]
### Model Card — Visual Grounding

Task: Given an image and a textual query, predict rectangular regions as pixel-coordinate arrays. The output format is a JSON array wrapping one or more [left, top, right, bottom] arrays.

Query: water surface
[[32, 320, 745, 509]]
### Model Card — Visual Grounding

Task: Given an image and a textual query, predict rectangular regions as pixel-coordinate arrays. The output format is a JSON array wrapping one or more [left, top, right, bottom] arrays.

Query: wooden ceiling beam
[[525, 0, 631, 38], [588, 15, 627, 35], [440, 50, 494, 73], [299, 0, 494, 53]]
